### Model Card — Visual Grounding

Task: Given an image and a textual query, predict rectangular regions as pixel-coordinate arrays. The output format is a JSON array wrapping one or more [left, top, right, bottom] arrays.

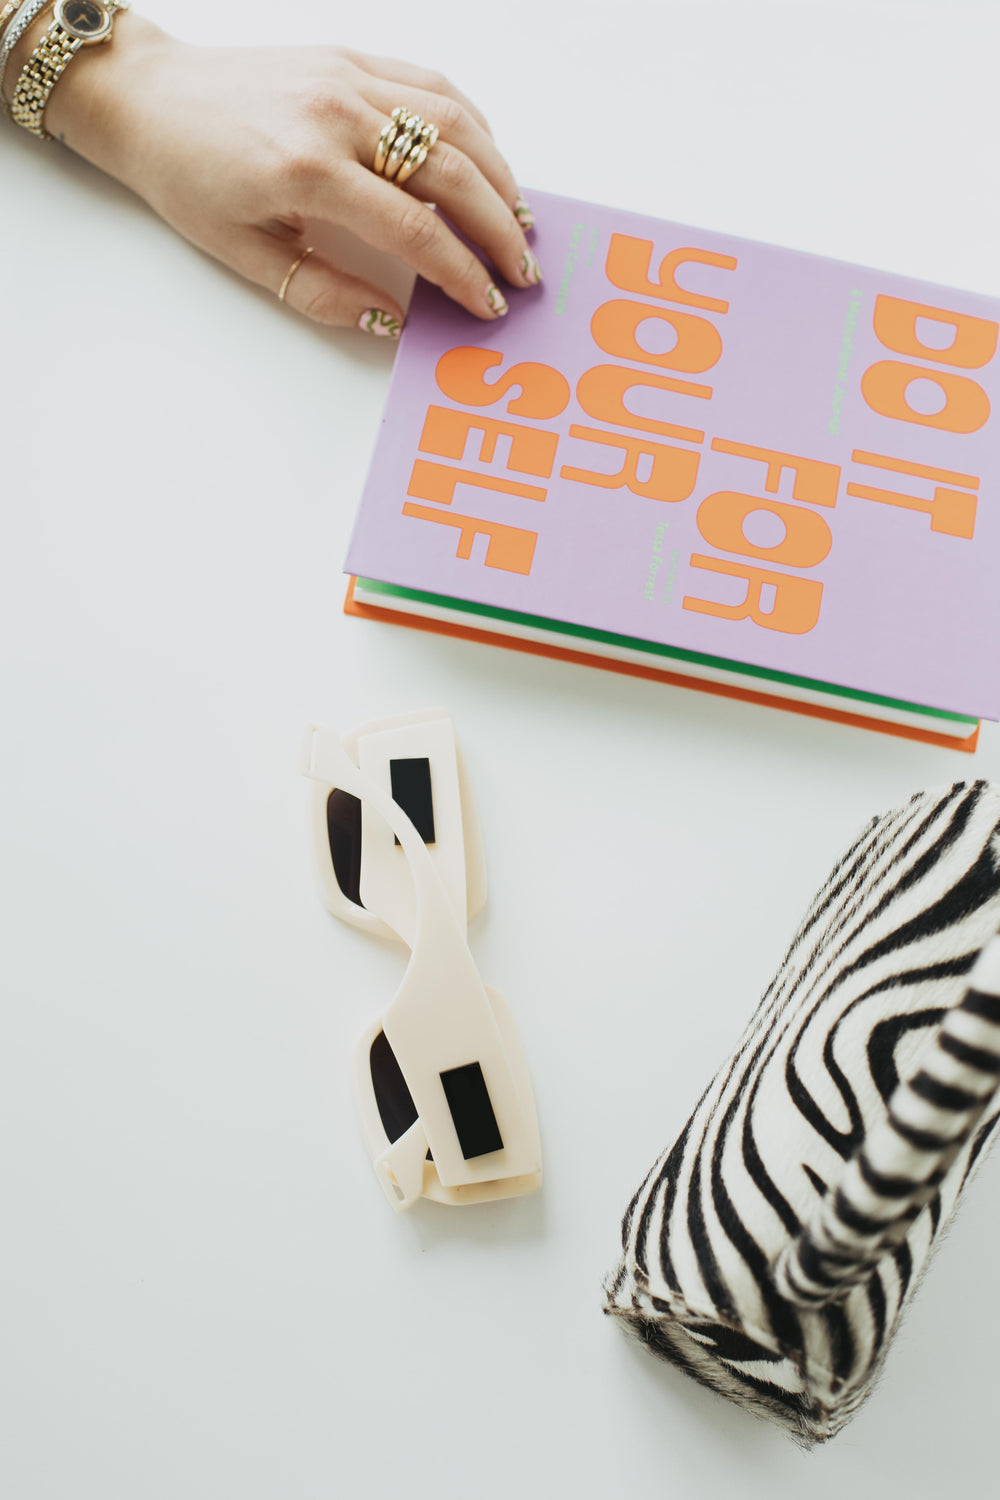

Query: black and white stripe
[[604, 781, 1000, 1445]]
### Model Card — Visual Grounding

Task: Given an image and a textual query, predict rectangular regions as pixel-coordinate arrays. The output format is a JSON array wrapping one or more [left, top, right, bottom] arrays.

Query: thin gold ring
[[374, 106, 408, 175], [278, 246, 315, 303], [394, 144, 429, 187]]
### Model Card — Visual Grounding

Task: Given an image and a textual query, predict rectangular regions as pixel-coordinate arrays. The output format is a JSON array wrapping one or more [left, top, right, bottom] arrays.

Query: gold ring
[[373, 107, 438, 188], [394, 145, 428, 187], [278, 246, 315, 303], [385, 114, 423, 180]]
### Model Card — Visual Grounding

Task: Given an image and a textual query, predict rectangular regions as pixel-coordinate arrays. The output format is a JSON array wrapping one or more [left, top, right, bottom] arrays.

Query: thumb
[[232, 230, 406, 338]]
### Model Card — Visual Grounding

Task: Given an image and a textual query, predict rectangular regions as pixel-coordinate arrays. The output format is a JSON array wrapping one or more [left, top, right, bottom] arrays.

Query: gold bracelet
[[10, 0, 127, 140]]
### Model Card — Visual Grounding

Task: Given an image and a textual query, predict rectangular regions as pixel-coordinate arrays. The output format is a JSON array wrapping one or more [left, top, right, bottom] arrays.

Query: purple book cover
[[345, 190, 1000, 719]]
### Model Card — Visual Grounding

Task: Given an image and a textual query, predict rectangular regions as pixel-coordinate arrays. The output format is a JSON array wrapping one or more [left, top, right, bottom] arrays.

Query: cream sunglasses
[[301, 710, 542, 1211]]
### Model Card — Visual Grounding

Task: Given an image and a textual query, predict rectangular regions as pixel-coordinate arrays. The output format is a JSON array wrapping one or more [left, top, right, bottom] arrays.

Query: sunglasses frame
[[308, 708, 487, 943], [301, 717, 542, 1211]]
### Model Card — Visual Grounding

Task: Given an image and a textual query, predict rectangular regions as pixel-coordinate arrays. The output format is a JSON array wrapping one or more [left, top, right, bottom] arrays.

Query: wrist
[[4, 9, 175, 182]]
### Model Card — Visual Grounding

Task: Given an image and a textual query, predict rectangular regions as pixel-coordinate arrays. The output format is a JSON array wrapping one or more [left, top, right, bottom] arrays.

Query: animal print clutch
[[604, 781, 1000, 1445]]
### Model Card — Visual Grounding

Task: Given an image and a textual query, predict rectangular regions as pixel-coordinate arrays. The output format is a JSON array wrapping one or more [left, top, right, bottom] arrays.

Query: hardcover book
[[344, 190, 1000, 749]]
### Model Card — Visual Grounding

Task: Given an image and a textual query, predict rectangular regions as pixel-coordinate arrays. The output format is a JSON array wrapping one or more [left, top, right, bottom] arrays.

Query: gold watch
[[10, 0, 129, 139]]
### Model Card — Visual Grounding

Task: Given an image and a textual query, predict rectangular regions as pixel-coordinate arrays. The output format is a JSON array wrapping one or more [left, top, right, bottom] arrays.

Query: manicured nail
[[514, 193, 534, 230], [486, 283, 509, 316], [519, 249, 543, 286], [358, 309, 402, 339]]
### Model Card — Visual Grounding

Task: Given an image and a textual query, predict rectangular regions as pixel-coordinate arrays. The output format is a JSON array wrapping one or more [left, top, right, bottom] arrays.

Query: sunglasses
[[300, 710, 543, 1211]]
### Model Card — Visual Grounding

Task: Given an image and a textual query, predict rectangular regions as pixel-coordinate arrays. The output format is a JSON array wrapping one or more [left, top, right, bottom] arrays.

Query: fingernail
[[486, 283, 509, 317], [514, 193, 534, 230], [519, 249, 543, 286], [358, 309, 402, 339]]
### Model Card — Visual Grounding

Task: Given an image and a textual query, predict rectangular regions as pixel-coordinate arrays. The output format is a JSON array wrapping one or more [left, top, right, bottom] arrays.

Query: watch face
[[57, 0, 111, 40]]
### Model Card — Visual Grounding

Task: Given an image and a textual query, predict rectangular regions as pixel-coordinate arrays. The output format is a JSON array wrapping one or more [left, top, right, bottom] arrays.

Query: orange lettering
[[590, 300, 720, 381], [402, 503, 536, 574], [560, 425, 699, 504], [847, 450, 979, 539], [696, 492, 832, 566], [435, 347, 570, 418], [575, 365, 704, 443], [605, 235, 736, 313], [408, 459, 546, 506], [861, 361, 990, 433], [683, 556, 822, 634], [710, 438, 840, 508], [419, 406, 558, 478], [873, 295, 998, 370], [849, 450, 979, 489]]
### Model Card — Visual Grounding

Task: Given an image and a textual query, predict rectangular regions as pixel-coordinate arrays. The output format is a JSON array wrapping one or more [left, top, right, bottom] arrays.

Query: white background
[[3, 1, 999, 1495]]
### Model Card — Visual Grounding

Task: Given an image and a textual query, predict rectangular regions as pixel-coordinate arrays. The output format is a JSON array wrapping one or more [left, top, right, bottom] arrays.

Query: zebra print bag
[[604, 780, 1000, 1446]]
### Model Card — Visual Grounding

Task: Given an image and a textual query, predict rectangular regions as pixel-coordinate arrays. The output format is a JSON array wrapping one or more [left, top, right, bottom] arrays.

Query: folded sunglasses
[[301, 710, 542, 1211]]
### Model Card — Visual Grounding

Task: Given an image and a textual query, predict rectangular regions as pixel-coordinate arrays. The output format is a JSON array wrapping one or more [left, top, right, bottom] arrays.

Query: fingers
[[340, 91, 541, 297], [362, 79, 529, 235], [339, 50, 495, 137], [330, 165, 516, 322], [405, 143, 542, 293], [338, 53, 536, 236], [228, 228, 407, 336], [239, 52, 540, 325]]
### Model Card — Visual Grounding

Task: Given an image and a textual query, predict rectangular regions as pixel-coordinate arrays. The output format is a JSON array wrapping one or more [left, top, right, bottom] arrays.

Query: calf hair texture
[[604, 782, 1000, 1445]]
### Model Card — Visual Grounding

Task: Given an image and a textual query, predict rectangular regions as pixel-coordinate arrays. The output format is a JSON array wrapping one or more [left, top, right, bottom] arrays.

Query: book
[[344, 189, 1000, 750]]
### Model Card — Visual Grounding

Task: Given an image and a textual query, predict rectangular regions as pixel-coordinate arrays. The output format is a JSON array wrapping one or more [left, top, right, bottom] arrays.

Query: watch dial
[[63, 1, 107, 34]]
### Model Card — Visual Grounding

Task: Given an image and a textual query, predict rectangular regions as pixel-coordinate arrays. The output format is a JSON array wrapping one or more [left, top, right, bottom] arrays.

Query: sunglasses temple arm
[[301, 724, 449, 933], [373, 1118, 431, 1210]]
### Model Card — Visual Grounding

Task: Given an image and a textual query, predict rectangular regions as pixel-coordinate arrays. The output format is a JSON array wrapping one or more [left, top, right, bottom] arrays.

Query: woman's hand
[[36, 14, 541, 334]]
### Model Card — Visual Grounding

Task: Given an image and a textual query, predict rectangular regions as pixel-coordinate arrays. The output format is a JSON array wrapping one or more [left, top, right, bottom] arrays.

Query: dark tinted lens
[[370, 1030, 419, 1143], [389, 756, 436, 844], [326, 789, 364, 906], [439, 1062, 504, 1159]]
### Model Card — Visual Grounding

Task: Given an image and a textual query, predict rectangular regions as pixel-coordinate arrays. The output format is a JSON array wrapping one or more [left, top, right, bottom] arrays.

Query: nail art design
[[486, 284, 509, 316], [359, 309, 402, 339], [514, 194, 534, 231], [520, 249, 543, 286]]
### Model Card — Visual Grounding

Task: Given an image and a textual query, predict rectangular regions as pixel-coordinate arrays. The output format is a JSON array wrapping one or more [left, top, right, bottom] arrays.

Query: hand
[[40, 15, 542, 334]]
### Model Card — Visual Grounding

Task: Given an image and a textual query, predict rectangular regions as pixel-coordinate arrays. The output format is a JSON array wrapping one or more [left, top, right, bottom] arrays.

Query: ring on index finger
[[373, 106, 440, 187]]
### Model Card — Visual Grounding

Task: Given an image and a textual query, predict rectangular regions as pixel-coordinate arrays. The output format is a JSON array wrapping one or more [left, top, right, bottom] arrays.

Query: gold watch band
[[11, 21, 79, 137], [10, 2, 127, 140]]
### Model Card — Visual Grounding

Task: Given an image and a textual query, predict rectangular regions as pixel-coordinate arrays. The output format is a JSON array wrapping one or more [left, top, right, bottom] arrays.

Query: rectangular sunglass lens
[[440, 1062, 504, 1159], [326, 788, 364, 905], [370, 1030, 419, 1143], [389, 757, 436, 844]]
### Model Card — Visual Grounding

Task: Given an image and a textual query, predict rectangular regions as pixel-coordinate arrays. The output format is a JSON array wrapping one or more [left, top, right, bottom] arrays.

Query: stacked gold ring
[[373, 106, 440, 187]]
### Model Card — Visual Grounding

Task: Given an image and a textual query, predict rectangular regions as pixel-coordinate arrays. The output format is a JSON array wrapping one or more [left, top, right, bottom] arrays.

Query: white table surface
[[3, 1, 999, 1495]]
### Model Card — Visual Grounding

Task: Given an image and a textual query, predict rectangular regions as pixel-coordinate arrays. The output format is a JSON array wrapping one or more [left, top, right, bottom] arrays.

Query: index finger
[[329, 164, 512, 321]]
